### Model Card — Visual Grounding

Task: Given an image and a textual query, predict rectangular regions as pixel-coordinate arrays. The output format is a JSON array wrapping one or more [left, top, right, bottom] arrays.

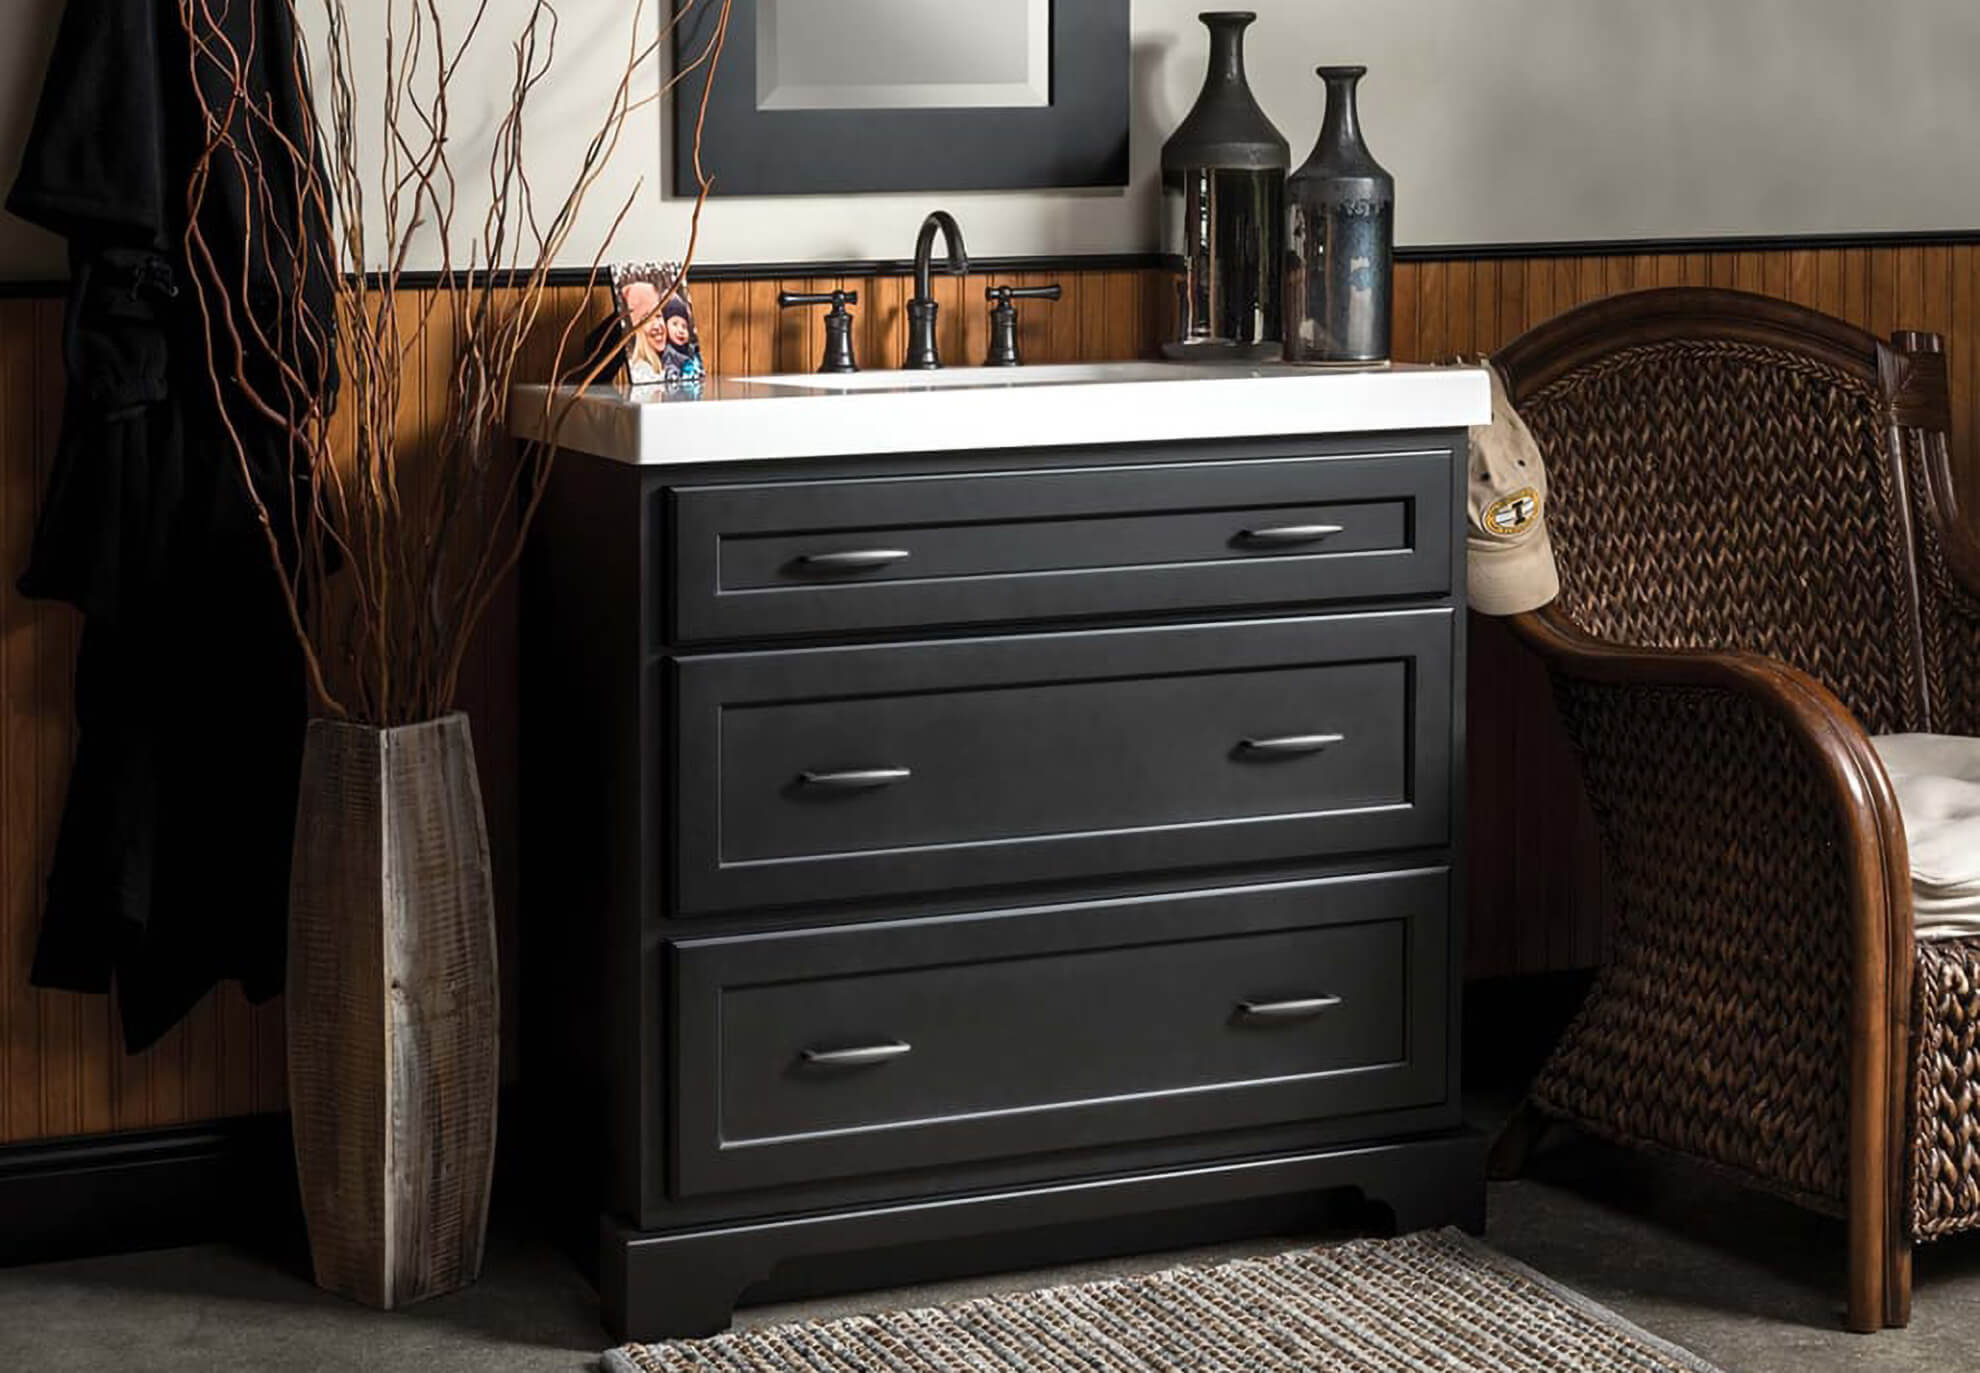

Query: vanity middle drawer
[[667, 868, 1451, 1196], [670, 610, 1453, 914], [666, 449, 1454, 642]]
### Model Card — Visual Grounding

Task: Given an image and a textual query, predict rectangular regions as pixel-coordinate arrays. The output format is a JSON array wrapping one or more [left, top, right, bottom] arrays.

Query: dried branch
[[178, 0, 730, 724]]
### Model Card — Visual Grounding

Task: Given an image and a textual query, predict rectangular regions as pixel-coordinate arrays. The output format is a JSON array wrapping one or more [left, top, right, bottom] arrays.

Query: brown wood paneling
[[4, 298, 41, 1142], [4, 250, 1980, 1140]]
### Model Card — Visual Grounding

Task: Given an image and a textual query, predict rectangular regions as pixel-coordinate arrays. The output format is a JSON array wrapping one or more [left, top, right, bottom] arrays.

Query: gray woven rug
[[601, 1228, 1722, 1372]]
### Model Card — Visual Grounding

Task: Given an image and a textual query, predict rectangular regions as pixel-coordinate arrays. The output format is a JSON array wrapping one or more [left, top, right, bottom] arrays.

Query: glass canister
[[1160, 12, 1288, 362], [1286, 65, 1394, 364]]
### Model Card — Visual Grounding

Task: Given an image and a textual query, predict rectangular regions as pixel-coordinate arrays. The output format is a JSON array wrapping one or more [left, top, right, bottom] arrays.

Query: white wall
[[2, 0, 1978, 278]]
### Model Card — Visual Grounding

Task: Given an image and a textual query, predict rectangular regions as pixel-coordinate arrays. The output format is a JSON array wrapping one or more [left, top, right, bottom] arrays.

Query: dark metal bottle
[[1160, 12, 1288, 362], [1286, 66, 1394, 364]]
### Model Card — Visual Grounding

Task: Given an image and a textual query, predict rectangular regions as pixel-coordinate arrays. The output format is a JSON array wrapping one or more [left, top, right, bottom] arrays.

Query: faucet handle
[[984, 284, 1062, 367], [778, 290, 860, 308], [988, 285, 1064, 303], [778, 289, 860, 374]]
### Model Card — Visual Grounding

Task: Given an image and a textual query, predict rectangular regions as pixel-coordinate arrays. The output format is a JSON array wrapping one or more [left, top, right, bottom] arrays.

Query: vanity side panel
[[521, 452, 657, 1235], [1441, 427, 1472, 1118]]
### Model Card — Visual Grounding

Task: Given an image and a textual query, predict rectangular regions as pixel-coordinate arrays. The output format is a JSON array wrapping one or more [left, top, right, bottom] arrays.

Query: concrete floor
[[7, 1125, 1980, 1373]]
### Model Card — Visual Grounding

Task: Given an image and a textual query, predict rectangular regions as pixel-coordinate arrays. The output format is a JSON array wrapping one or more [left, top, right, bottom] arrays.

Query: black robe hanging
[[9, 1, 332, 1051]]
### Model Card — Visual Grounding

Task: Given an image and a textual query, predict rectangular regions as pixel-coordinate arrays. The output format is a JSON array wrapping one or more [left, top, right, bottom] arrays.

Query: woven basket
[[286, 712, 500, 1309]]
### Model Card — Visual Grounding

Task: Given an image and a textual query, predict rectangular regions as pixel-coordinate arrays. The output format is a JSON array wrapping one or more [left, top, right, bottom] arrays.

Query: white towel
[[1913, 891, 1980, 940], [1871, 734, 1980, 894], [1870, 734, 1980, 939]]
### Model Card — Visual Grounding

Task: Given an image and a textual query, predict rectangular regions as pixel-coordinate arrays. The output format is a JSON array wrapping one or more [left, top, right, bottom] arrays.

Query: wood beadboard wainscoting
[[1, 244, 1977, 1149]]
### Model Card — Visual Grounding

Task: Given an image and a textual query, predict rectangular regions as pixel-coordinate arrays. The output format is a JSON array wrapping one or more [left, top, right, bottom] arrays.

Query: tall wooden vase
[[287, 712, 499, 1309]]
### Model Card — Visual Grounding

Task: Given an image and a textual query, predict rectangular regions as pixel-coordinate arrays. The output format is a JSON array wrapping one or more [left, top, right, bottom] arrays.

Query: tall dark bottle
[[1286, 66, 1394, 364], [1161, 12, 1288, 361]]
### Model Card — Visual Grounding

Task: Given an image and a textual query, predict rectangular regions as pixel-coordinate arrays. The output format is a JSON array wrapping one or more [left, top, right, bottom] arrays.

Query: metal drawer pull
[[1238, 996, 1343, 1021], [1238, 733, 1345, 756], [795, 548, 912, 571], [798, 766, 912, 790], [801, 1040, 913, 1066], [1239, 523, 1344, 545]]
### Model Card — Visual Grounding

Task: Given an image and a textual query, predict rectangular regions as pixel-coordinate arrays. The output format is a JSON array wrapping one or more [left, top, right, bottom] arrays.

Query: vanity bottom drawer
[[668, 868, 1450, 1196]]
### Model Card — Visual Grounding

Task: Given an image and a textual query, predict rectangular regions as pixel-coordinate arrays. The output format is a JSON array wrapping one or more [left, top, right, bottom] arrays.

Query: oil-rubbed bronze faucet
[[904, 211, 969, 369], [984, 283, 1062, 367]]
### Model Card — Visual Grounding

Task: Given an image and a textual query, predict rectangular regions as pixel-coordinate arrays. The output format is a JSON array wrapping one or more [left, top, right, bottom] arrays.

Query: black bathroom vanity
[[514, 360, 1492, 1339]]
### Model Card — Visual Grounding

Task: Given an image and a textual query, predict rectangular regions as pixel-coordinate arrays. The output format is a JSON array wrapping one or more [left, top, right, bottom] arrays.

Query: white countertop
[[511, 361, 1490, 466]]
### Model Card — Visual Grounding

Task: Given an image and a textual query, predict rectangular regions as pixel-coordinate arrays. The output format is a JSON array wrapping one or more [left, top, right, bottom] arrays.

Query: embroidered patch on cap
[[1483, 487, 1541, 537]]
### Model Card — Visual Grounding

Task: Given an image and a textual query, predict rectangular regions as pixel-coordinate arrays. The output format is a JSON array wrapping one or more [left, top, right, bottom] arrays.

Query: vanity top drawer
[[671, 610, 1453, 914], [668, 868, 1451, 1196], [666, 448, 1454, 642]]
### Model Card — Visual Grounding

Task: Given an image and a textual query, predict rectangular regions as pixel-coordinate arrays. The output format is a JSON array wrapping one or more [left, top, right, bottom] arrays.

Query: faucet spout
[[913, 211, 969, 301], [905, 210, 970, 369]]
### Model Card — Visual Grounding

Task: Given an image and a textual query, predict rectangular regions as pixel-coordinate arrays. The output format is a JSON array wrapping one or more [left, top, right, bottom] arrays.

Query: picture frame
[[609, 261, 704, 387], [671, 0, 1129, 197]]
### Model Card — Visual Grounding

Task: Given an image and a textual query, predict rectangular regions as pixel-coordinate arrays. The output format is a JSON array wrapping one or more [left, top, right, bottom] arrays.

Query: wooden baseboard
[[0, 1116, 297, 1268]]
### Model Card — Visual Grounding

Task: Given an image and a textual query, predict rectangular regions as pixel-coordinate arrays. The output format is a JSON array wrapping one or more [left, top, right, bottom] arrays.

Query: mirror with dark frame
[[673, 0, 1129, 196]]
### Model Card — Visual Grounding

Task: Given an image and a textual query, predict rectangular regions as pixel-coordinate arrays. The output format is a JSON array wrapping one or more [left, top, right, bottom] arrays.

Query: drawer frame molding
[[668, 445, 1454, 642], [671, 610, 1455, 913], [668, 868, 1452, 1196]]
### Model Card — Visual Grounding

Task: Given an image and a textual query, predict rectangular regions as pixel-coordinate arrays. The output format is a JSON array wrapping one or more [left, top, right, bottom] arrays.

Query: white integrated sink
[[512, 361, 1490, 466], [742, 361, 1316, 392]]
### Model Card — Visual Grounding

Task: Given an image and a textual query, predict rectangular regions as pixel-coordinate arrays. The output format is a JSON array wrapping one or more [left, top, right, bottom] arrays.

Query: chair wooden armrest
[[1507, 604, 1913, 1331]]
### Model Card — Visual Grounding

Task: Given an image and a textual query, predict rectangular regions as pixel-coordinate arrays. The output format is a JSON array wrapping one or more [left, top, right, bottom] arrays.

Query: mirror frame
[[671, 0, 1129, 197]]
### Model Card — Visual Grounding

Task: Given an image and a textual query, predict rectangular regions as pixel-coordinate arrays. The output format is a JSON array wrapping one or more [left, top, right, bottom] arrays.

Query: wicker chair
[[1485, 286, 1980, 1331]]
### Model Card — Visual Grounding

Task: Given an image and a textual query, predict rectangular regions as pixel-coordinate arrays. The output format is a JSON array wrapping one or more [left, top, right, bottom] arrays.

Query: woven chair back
[[1499, 290, 1925, 735]]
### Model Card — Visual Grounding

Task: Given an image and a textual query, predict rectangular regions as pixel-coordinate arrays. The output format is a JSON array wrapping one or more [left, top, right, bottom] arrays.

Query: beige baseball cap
[[1467, 362, 1559, 616]]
